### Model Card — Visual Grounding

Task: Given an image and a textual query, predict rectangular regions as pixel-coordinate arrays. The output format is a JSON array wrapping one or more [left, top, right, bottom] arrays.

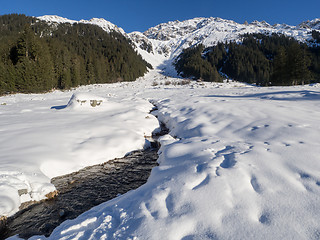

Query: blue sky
[[1, 0, 319, 32]]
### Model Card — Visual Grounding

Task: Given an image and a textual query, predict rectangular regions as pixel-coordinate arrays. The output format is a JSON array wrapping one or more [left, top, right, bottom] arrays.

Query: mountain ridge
[[37, 15, 126, 35], [38, 15, 320, 38], [38, 15, 320, 68]]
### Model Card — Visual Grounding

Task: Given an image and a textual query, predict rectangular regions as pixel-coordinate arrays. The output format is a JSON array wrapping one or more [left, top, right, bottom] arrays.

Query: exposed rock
[[0, 216, 7, 227], [19, 201, 37, 211], [45, 190, 59, 200], [18, 189, 28, 196]]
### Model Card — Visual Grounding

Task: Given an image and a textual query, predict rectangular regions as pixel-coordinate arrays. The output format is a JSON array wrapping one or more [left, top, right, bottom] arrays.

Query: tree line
[[175, 33, 320, 86], [0, 14, 152, 95]]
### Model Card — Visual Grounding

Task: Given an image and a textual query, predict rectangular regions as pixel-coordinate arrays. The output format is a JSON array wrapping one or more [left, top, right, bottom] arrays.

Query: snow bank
[[16, 73, 320, 240], [0, 91, 159, 217]]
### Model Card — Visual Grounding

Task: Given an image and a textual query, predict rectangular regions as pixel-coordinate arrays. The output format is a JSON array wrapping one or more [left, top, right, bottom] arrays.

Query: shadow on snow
[[51, 105, 67, 110], [204, 90, 320, 101]]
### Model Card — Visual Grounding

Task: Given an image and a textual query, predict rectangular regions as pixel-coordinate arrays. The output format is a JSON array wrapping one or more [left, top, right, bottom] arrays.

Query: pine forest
[[0, 14, 151, 95], [175, 33, 320, 86]]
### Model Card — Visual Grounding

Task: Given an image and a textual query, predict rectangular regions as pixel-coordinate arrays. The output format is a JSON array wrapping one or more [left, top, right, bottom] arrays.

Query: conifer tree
[[175, 33, 317, 86], [287, 42, 310, 85], [272, 47, 287, 85]]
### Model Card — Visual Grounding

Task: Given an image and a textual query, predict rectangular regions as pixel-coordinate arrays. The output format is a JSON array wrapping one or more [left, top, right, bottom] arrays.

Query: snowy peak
[[144, 18, 201, 40], [37, 15, 126, 35], [143, 17, 234, 41], [299, 18, 320, 30], [134, 16, 320, 63], [249, 20, 272, 28], [79, 18, 126, 35], [37, 15, 77, 24], [143, 16, 319, 42]]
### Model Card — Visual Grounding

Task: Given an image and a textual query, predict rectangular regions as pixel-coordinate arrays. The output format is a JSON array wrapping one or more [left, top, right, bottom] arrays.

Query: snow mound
[[66, 93, 106, 110]]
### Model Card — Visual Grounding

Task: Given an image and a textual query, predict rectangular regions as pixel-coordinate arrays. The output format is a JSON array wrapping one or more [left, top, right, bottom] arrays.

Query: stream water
[[0, 120, 168, 239]]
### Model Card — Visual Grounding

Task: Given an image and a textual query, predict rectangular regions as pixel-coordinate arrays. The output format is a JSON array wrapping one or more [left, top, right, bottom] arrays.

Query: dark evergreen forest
[[175, 33, 320, 86], [0, 14, 152, 95]]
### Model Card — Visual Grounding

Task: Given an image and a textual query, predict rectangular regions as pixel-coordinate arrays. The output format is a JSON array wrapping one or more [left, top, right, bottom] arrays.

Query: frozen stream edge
[[0, 107, 169, 240]]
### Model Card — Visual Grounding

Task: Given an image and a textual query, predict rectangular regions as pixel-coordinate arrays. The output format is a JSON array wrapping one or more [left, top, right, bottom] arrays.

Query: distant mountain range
[[38, 15, 320, 66]]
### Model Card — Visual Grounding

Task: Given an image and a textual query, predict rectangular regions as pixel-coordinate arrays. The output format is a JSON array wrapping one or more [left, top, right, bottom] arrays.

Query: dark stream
[[0, 121, 168, 239]]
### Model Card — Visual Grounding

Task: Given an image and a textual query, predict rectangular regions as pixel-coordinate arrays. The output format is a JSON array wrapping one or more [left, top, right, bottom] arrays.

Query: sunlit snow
[[0, 86, 159, 217], [2, 70, 320, 240]]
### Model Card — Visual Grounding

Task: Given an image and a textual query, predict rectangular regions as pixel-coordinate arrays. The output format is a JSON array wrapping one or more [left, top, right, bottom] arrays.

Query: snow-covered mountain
[[38, 15, 320, 68], [299, 18, 320, 30], [135, 17, 319, 61], [37, 15, 126, 35]]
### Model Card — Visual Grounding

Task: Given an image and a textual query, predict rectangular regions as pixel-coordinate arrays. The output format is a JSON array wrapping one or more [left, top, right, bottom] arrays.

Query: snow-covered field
[[2, 70, 320, 239]]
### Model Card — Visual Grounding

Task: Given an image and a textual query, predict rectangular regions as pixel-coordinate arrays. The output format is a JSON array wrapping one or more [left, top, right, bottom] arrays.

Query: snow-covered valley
[[1, 69, 320, 239]]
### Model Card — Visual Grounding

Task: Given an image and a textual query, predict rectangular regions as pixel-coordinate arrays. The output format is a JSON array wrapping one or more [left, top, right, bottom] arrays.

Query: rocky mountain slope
[[131, 17, 320, 62]]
